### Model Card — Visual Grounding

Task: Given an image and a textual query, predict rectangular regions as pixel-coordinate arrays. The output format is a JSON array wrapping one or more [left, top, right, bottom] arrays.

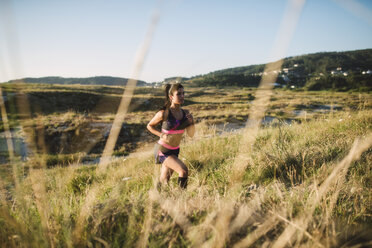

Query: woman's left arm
[[185, 110, 195, 138]]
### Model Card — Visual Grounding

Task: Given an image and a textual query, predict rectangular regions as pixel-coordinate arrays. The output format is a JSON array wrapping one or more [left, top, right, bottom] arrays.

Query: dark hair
[[162, 82, 183, 110]]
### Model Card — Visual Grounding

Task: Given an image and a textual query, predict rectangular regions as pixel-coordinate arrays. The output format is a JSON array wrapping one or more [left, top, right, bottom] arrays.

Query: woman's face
[[170, 88, 184, 105]]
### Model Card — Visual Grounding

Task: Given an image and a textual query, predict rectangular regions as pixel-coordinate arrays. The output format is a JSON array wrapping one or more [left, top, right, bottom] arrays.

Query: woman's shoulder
[[153, 109, 165, 119], [157, 109, 171, 121]]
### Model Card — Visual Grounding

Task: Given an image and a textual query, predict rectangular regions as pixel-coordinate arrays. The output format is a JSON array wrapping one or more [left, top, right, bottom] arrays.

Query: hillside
[[188, 48, 372, 91], [1, 110, 371, 247], [0, 80, 371, 246], [5, 76, 148, 86], [0, 84, 370, 158], [3, 49, 371, 91]]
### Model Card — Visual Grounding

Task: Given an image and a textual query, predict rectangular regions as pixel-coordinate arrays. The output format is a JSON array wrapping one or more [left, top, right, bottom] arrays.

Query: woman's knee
[[164, 156, 188, 177]]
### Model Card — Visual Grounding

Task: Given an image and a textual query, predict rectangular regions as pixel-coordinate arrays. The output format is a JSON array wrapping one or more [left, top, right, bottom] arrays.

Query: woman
[[147, 83, 195, 189]]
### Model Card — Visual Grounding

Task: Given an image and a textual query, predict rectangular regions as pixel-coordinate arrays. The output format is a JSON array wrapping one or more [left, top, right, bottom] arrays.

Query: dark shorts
[[154, 144, 180, 164]]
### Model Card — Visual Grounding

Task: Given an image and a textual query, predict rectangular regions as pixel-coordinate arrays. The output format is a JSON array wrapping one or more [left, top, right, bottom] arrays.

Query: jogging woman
[[147, 83, 195, 189]]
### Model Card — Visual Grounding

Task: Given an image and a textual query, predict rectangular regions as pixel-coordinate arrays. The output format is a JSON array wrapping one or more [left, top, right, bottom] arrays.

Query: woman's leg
[[163, 155, 188, 188], [163, 155, 188, 177], [160, 164, 174, 184]]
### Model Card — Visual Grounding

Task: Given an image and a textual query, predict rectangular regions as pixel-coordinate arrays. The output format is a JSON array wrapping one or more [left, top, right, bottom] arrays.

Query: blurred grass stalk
[[0, 110, 371, 247], [231, 0, 306, 185], [73, 5, 161, 244], [0, 87, 17, 187]]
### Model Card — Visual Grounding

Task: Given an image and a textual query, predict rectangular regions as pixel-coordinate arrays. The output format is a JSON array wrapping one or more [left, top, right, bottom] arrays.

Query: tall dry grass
[[0, 110, 370, 247], [1, 0, 371, 246]]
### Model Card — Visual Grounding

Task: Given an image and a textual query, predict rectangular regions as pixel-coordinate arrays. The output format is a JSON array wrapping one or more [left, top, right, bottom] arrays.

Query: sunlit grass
[[0, 108, 371, 247]]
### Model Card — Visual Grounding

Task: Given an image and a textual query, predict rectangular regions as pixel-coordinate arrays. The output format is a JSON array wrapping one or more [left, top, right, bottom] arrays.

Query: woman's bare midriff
[[160, 133, 183, 147]]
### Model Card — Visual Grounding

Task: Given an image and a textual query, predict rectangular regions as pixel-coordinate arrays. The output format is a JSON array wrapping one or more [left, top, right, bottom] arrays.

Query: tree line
[[188, 48, 372, 91]]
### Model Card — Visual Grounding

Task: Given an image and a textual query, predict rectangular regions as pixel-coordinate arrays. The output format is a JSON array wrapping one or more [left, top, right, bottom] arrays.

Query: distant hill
[[164, 77, 190, 83], [188, 48, 372, 91], [4, 49, 372, 91], [5, 76, 148, 86]]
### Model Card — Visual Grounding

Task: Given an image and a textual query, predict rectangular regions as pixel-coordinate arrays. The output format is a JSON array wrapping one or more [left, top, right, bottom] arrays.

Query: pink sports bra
[[161, 109, 189, 134]]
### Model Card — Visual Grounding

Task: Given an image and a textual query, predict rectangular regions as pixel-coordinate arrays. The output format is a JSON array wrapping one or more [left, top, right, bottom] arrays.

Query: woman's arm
[[147, 110, 164, 138], [184, 110, 195, 138]]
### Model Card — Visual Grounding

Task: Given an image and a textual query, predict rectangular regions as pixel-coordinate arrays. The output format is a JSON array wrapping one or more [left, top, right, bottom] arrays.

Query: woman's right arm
[[147, 110, 164, 138]]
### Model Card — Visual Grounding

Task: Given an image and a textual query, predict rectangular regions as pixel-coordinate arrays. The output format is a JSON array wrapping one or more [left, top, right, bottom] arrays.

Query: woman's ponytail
[[162, 83, 172, 110]]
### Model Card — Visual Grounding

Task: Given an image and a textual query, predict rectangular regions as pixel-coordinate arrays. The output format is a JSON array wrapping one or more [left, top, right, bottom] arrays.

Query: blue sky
[[1, 0, 371, 83]]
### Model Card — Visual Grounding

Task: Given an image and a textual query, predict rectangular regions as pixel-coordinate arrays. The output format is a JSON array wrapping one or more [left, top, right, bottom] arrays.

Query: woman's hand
[[147, 110, 165, 138], [185, 111, 195, 138], [160, 132, 169, 142], [186, 112, 194, 125]]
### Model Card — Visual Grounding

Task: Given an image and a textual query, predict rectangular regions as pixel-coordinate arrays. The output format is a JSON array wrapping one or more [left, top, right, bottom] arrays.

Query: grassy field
[[0, 84, 371, 247]]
